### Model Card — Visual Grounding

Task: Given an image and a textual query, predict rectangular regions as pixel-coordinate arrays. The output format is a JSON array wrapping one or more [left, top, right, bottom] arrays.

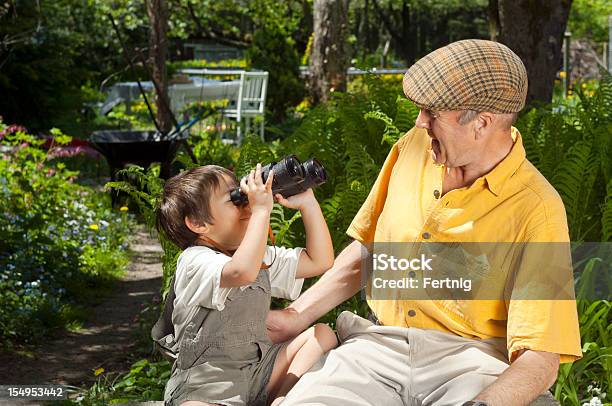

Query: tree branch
[[186, 1, 204, 37]]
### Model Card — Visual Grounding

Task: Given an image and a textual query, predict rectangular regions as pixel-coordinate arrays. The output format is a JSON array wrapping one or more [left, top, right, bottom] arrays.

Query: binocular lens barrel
[[230, 155, 326, 206], [302, 158, 327, 187], [261, 155, 304, 186]]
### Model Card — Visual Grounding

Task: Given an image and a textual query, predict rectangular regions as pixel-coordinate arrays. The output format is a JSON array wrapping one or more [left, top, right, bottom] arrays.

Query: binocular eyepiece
[[230, 155, 327, 206]]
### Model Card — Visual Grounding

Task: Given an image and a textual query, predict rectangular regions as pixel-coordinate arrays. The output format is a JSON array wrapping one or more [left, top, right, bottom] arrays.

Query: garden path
[[0, 228, 163, 394]]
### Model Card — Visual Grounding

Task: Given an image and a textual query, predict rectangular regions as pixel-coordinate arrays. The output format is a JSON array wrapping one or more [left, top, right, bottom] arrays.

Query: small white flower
[[590, 397, 602, 406]]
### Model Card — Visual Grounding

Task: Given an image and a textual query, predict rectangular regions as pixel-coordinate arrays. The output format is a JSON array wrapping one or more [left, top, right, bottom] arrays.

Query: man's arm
[[471, 350, 560, 406], [267, 240, 363, 343]]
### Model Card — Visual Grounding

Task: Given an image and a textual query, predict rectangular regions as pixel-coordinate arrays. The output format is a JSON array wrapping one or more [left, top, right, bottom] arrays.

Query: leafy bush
[[0, 123, 135, 345], [168, 58, 247, 73], [72, 359, 171, 405], [246, 27, 305, 123]]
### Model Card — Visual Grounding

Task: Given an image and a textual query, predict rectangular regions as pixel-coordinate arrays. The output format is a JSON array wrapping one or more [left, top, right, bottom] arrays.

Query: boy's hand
[[275, 188, 317, 211], [241, 163, 274, 214]]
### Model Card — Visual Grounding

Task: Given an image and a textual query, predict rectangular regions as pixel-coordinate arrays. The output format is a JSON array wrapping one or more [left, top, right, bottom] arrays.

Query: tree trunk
[[493, 0, 572, 105], [309, 0, 350, 105], [147, 0, 173, 132], [488, 0, 500, 42], [371, 0, 417, 65]]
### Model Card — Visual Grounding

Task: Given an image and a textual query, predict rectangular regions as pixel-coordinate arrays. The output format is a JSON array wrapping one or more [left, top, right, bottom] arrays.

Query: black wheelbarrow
[[90, 129, 190, 181]]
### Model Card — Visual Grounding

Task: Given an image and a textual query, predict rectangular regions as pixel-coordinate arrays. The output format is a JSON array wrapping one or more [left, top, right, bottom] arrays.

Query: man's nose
[[415, 110, 431, 129]]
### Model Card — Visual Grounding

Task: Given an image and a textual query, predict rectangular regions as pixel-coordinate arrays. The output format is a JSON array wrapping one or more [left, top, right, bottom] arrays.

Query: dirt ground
[[0, 228, 163, 402]]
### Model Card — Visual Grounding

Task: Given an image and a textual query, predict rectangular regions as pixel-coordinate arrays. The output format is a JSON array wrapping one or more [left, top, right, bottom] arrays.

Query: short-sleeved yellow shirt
[[346, 126, 582, 363]]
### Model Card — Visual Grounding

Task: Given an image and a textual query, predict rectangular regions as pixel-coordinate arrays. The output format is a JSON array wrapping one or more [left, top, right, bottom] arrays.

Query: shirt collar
[[483, 127, 526, 196]]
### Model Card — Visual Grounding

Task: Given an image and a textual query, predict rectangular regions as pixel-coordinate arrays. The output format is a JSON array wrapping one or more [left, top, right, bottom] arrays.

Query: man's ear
[[185, 216, 209, 235], [474, 112, 494, 139]]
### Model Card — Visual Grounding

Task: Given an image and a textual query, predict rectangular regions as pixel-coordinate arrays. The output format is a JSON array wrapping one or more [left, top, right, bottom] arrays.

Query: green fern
[[364, 109, 401, 146], [603, 180, 612, 242], [552, 140, 599, 241], [104, 164, 164, 229], [235, 134, 277, 177], [394, 96, 419, 134]]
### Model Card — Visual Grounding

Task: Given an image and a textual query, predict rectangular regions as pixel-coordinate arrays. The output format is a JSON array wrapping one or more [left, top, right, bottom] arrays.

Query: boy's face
[[197, 174, 252, 250]]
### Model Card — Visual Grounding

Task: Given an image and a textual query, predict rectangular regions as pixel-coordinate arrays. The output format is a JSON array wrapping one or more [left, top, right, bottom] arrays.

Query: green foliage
[[168, 58, 246, 72], [246, 27, 305, 122], [71, 359, 171, 405], [103, 164, 180, 296], [178, 129, 239, 168], [0, 0, 147, 132], [349, 0, 489, 66], [567, 0, 612, 43], [517, 70, 612, 242], [555, 294, 611, 406], [105, 164, 165, 229], [0, 123, 135, 345]]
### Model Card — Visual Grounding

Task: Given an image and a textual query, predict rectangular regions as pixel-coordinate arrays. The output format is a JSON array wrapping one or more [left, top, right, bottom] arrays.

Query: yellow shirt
[[346, 126, 582, 363]]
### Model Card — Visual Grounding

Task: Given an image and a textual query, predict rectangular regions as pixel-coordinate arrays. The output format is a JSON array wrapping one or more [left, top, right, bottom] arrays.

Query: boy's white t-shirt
[[172, 245, 304, 343]]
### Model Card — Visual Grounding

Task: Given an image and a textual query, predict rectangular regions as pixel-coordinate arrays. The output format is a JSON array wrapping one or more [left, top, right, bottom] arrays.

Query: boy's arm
[[221, 164, 274, 287], [221, 209, 271, 287], [275, 189, 334, 279]]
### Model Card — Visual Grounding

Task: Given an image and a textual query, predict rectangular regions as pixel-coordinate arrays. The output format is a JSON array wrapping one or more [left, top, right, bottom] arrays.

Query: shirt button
[[408, 310, 417, 317], [409, 271, 416, 278], [422, 232, 431, 239], [433, 189, 441, 199]]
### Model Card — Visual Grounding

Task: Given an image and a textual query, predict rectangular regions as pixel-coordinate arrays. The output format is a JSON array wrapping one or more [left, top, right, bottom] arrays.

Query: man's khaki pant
[[282, 311, 510, 406]]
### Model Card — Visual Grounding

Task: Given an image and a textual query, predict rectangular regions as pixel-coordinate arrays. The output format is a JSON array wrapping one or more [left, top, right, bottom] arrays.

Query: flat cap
[[403, 39, 528, 113]]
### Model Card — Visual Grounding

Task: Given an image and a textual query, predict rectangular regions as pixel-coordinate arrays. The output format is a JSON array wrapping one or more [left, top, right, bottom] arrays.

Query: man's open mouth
[[431, 139, 441, 157]]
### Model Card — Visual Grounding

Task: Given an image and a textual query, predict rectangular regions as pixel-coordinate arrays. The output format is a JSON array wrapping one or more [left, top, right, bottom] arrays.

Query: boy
[[156, 163, 337, 406]]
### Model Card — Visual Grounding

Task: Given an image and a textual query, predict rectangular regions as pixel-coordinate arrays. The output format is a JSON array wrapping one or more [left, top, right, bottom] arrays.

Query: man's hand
[[266, 240, 363, 343], [266, 308, 302, 343]]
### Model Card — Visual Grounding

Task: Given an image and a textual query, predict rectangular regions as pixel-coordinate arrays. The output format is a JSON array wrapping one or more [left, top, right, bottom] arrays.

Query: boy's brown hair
[[156, 165, 237, 249]]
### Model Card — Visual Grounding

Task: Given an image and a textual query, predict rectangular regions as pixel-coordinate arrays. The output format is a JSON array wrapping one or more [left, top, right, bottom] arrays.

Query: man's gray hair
[[457, 110, 518, 128]]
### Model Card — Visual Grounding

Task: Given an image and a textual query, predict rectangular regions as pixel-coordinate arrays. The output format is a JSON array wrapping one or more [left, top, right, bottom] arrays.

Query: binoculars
[[230, 155, 327, 206]]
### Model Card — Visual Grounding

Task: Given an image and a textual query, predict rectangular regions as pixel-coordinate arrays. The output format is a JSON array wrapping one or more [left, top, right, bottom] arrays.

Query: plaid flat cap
[[403, 39, 528, 113]]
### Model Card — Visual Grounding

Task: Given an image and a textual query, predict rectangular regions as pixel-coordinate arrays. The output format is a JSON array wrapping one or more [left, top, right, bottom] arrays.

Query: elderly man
[[268, 40, 582, 406]]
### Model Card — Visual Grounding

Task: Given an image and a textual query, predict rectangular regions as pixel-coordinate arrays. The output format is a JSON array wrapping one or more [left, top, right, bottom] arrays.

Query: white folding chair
[[223, 71, 268, 144]]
